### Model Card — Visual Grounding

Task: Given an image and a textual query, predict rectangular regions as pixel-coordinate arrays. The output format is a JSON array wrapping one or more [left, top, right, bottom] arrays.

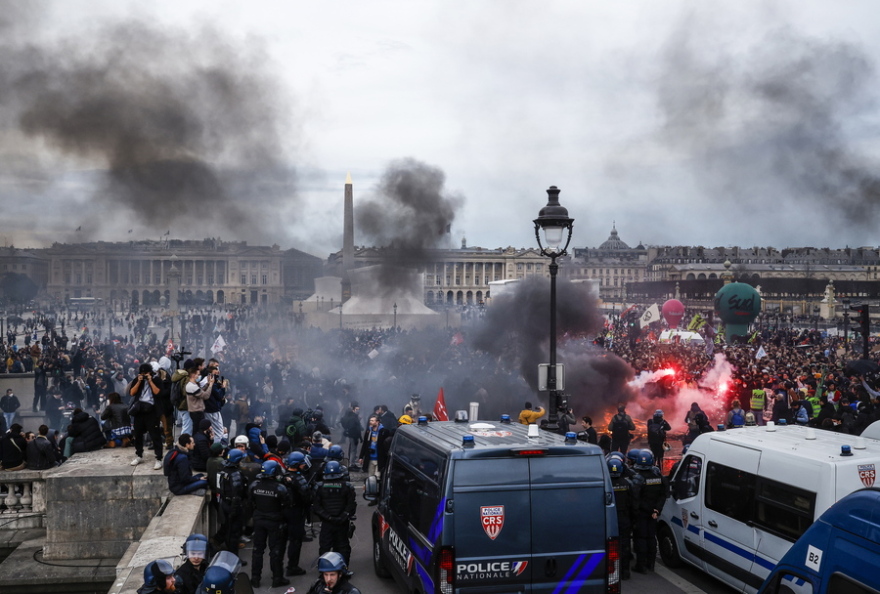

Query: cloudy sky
[[2, 1, 880, 256]]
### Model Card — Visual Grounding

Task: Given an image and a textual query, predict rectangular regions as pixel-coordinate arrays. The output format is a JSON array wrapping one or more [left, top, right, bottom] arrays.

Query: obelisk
[[342, 172, 354, 303]]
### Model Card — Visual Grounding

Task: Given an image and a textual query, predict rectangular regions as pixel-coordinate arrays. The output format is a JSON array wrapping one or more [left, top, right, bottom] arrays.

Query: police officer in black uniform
[[217, 449, 248, 554], [247, 460, 291, 589], [312, 460, 357, 565], [632, 449, 667, 574], [282, 451, 313, 577], [608, 456, 640, 580]]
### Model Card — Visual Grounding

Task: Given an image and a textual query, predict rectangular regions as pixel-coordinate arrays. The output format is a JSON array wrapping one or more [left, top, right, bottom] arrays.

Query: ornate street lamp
[[534, 185, 574, 430]]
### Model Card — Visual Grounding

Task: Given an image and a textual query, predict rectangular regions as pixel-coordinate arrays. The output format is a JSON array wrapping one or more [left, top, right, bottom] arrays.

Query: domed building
[[568, 224, 648, 303]]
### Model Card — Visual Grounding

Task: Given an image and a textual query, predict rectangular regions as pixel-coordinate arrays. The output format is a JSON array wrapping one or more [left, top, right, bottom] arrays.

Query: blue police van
[[758, 487, 880, 594], [364, 418, 620, 594]]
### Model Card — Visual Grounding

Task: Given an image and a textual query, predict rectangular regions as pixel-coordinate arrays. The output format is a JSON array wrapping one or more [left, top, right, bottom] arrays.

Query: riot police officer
[[608, 457, 640, 580], [632, 450, 667, 574], [175, 533, 210, 594], [306, 551, 362, 594], [282, 451, 313, 577], [326, 444, 351, 481], [137, 559, 182, 594], [313, 460, 357, 565], [217, 449, 248, 554], [247, 460, 290, 589]]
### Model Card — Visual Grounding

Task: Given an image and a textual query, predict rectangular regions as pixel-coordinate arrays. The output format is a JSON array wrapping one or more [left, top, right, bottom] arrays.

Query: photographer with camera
[[128, 362, 164, 470], [203, 358, 230, 445]]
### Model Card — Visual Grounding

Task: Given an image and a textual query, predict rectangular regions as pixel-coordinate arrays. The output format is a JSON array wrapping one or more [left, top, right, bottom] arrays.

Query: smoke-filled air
[[0, 6, 297, 245]]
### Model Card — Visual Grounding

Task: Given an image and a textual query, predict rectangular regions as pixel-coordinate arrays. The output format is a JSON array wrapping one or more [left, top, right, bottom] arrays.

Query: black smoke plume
[[0, 12, 296, 243], [658, 20, 880, 227], [356, 158, 462, 294], [472, 276, 634, 417]]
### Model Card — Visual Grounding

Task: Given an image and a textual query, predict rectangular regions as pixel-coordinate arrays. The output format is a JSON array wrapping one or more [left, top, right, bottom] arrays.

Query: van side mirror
[[363, 475, 379, 501]]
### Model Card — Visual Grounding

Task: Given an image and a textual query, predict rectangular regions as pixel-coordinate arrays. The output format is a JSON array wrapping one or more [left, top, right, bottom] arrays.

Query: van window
[[829, 574, 880, 594], [763, 570, 815, 594], [454, 458, 529, 486], [672, 455, 702, 500], [388, 459, 443, 540], [705, 462, 756, 523], [394, 435, 445, 482], [753, 479, 815, 542]]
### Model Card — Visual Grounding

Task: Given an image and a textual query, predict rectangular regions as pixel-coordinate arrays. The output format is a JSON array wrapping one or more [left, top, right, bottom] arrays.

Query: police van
[[757, 487, 880, 594], [658, 423, 880, 593], [364, 418, 620, 594]]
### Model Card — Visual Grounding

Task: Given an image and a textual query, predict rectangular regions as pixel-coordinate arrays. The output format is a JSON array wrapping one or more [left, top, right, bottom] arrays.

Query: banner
[[211, 334, 227, 355], [687, 314, 707, 331], [434, 387, 449, 421], [640, 304, 660, 328], [755, 345, 767, 360]]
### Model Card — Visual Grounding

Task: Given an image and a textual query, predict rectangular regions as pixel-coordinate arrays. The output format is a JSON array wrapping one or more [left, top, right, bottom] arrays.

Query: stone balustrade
[[0, 470, 46, 530]]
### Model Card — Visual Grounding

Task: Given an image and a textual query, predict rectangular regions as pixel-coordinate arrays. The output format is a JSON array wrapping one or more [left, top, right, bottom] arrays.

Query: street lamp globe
[[534, 186, 574, 255]]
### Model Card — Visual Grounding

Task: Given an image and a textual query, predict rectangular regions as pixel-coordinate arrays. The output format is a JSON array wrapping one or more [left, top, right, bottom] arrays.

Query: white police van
[[365, 418, 620, 594], [658, 423, 880, 593]]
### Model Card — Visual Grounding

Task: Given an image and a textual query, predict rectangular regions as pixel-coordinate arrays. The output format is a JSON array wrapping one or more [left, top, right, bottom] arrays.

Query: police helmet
[[144, 559, 177, 589], [317, 551, 347, 573], [606, 451, 626, 464], [233, 435, 248, 446], [654, 409, 664, 418], [286, 451, 311, 469], [626, 449, 640, 465], [200, 565, 235, 594], [327, 444, 344, 461], [199, 550, 242, 594], [323, 460, 345, 480], [607, 458, 624, 478], [634, 450, 655, 470], [183, 533, 209, 560], [261, 460, 281, 477], [226, 449, 246, 465]]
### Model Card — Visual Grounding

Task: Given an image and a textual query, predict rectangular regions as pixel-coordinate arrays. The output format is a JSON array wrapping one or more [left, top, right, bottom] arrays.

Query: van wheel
[[657, 524, 683, 568], [373, 537, 392, 578]]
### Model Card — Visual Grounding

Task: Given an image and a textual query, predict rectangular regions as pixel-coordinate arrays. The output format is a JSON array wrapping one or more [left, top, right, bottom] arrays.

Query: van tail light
[[438, 546, 454, 594], [606, 537, 620, 594]]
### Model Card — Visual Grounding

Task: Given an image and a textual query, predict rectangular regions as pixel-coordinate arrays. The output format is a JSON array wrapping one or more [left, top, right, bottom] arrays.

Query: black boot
[[272, 577, 291, 587]]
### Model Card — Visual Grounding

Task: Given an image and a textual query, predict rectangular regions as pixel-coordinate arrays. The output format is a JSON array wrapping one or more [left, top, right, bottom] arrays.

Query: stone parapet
[[42, 449, 167, 560]]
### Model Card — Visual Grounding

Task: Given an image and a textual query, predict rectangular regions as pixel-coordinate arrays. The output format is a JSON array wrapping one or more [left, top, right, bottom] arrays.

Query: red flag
[[433, 387, 449, 421]]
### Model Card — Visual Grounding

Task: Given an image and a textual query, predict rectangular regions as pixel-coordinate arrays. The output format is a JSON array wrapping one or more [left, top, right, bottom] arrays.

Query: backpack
[[647, 420, 666, 444], [744, 411, 756, 426], [172, 378, 188, 411], [730, 408, 745, 428], [285, 415, 306, 444], [611, 414, 630, 438]]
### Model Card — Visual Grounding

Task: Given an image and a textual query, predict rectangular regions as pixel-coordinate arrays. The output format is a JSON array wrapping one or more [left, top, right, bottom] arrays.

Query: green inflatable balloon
[[714, 282, 761, 342]]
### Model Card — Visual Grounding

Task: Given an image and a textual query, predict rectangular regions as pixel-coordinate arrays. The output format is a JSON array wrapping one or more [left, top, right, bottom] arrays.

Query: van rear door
[[529, 455, 610, 594], [452, 458, 535, 592], [452, 455, 610, 594]]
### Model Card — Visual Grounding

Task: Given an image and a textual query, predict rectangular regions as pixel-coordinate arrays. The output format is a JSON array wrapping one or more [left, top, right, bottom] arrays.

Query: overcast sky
[[3, 1, 880, 256]]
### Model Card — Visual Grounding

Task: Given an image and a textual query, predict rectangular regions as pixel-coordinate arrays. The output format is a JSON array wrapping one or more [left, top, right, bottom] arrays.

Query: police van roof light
[[717, 424, 725, 431], [500, 414, 511, 424], [454, 410, 468, 423], [565, 432, 577, 443], [417, 416, 429, 426], [766, 421, 776, 432], [841, 445, 853, 457], [513, 448, 548, 457], [462, 435, 475, 447]]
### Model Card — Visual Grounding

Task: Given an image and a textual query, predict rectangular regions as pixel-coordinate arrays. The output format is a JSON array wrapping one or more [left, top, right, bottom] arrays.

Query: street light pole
[[534, 186, 574, 431], [393, 302, 397, 333]]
